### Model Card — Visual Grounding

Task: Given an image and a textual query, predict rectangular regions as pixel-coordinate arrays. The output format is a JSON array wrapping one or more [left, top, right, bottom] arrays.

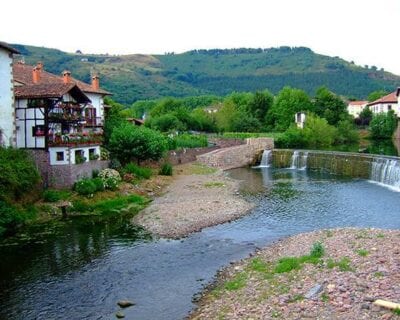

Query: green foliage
[[0, 202, 37, 236], [249, 258, 268, 272], [327, 257, 353, 271], [367, 90, 388, 102], [266, 86, 313, 131], [42, 189, 71, 202], [98, 169, 121, 191], [335, 120, 359, 144], [221, 132, 281, 139], [310, 242, 325, 258], [224, 272, 247, 291], [357, 107, 373, 126], [369, 110, 398, 139], [274, 257, 302, 273], [122, 163, 152, 179], [15, 44, 400, 104], [103, 97, 126, 147], [0, 147, 41, 202], [74, 178, 97, 196], [302, 115, 337, 148], [172, 133, 208, 149], [159, 163, 173, 176], [248, 90, 274, 122], [92, 177, 105, 192], [313, 86, 347, 125], [275, 126, 307, 148], [108, 123, 168, 164], [149, 114, 185, 132], [356, 249, 369, 257]]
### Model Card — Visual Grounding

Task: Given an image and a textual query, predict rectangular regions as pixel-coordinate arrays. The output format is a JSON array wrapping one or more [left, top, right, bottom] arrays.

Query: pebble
[[117, 300, 135, 308], [115, 311, 125, 318]]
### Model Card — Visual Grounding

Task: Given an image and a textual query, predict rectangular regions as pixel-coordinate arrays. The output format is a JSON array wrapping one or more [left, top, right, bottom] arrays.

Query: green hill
[[12, 44, 400, 105]]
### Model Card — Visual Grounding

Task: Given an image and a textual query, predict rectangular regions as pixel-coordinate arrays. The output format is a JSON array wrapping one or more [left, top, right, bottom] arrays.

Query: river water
[[1, 167, 400, 320]]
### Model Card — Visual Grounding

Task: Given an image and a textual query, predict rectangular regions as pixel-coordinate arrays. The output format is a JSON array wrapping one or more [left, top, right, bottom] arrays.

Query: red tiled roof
[[14, 83, 90, 103], [367, 92, 398, 106], [13, 63, 111, 95], [0, 41, 19, 54], [348, 100, 368, 106]]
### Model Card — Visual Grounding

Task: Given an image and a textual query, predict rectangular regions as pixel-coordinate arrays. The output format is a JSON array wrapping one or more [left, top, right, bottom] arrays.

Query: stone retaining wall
[[197, 138, 274, 170], [29, 150, 109, 188]]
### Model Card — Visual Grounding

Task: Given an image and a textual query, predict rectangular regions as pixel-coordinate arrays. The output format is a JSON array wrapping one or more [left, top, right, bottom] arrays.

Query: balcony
[[48, 132, 103, 147], [84, 117, 103, 127]]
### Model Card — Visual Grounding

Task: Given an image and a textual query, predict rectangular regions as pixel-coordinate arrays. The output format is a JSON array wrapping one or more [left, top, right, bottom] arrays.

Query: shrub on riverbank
[[121, 163, 152, 180], [0, 147, 40, 202], [0, 201, 37, 236]]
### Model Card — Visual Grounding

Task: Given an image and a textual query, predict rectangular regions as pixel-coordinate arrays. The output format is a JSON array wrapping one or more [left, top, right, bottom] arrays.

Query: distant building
[[367, 91, 399, 117], [347, 100, 368, 118], [295, 112, 306, 129], [0, 42, 19, 146]]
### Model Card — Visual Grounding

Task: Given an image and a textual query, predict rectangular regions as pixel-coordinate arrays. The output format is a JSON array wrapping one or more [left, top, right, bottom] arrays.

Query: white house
[[347, 100, 368, 118], [0, 42, 19, 146], [367, 91, 399, 117]]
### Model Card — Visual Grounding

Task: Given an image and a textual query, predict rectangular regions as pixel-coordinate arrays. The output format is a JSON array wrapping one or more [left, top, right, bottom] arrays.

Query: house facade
[[347, 100, 368, 118], [11, 62, 111, 187], [367, 91, 399, 117], [0, 42, 19, 146]]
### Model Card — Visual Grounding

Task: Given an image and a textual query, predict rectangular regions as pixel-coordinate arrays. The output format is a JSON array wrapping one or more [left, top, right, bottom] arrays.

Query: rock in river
[[117, 300, 135, 308]]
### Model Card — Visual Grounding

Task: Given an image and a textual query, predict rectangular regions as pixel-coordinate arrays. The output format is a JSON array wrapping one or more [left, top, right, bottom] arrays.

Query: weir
[[268, 149, 400, 191]]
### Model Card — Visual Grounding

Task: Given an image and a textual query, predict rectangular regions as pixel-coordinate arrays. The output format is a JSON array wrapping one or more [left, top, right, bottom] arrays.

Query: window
[[32, 125, 45, 137], [388, 105, 392, 111], [56, 152, 64, 161]]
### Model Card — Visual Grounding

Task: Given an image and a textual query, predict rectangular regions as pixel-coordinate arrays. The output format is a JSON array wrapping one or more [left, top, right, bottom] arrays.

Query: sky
[[2, 0, 400, 75]]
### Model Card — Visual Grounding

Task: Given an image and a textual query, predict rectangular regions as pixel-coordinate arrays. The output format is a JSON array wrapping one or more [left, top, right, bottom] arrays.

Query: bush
[[0, 201, 36, 236], [108, 123, 168, 164], [99, 168, 121, 190], [0, 147, 41, 202], [74, 178, 97, 196], [42, 189, 71, 202], [92, 177, 105, 192], [172, 133, 208, 149], [335, 120, 359, 144], [369, 110, 398, 139], [159, 163, 173, 176], [122, 163, 152, 179], [275, 126, 307, 148]]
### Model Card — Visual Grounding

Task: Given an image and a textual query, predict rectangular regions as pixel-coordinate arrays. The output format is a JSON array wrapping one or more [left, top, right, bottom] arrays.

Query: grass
[[42, 189, 71, 202], [221, 132, 283, 139], [224, 272, 247, 291], [122, 163, 152, 179], [393, 308, 400, 315], [356, 249, 369, 257], [374, 271, 384, 278], [173, 133, 208, 149], [72, 194, 148, 216], [187, 163, 217, 175], [203, 182, 225, 188], [327, 257, 353, 271]]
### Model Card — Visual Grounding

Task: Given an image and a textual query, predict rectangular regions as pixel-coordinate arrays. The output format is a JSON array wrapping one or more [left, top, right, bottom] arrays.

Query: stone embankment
[[190, 228, 400, 320], [197, 138, 274, 170]]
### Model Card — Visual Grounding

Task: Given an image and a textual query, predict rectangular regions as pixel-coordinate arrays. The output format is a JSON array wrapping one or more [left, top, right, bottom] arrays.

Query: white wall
[[86, 93, 104, 123], [15, 99, 46, 148], [0, 48, 15, 146], [347, 103, 367, 118], [370, 102, 399, 117], [49, 145, 100, 165]]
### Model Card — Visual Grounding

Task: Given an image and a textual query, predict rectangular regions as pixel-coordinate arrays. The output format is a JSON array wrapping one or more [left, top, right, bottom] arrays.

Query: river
[[1, 167, 400, 320]]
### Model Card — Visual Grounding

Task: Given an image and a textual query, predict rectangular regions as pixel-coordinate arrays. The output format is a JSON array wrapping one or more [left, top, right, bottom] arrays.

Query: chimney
[[92, 75, 99, 90], [32, 67, 40, 84], [62, 70, 71, 84], [36, 61, 43, 71]]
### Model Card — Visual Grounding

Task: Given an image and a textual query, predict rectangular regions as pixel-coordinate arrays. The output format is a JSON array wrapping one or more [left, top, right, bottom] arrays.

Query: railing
[[48, 133, 103, 147], [84, 117, 103, 127]]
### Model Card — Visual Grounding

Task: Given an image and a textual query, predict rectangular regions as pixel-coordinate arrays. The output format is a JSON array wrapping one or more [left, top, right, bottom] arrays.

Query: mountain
[[12, 44, 400, 105]]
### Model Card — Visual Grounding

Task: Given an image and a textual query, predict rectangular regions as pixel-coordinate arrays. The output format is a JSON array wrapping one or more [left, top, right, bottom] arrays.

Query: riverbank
[[190, 228, 400, 320], [134, 163, 254, 238]]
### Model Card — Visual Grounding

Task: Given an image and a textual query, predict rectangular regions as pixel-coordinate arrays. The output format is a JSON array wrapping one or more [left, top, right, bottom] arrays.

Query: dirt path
[[133, 163, 254, 238], [189, 228, 400, 320]]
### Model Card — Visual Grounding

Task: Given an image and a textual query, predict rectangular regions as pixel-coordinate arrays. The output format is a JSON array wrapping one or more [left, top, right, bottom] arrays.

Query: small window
[[388, 105, 392, 111], [32, 125, 45, 137], [56, 152, 64, 161]]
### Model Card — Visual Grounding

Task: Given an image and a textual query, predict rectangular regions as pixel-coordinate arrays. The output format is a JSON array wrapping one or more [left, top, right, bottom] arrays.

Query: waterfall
[[254, 150, 272, 168], [290, 150, 308, 170], [370, 157, 400, 191]]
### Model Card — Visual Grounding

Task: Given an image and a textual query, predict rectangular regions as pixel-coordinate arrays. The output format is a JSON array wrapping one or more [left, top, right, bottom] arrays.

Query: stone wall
[[272, 149, 376, 178], [29, 150, 109, 188], [197, 138, 274, 170], [167, 146, 219, 165], [208, 137, 245, 148]]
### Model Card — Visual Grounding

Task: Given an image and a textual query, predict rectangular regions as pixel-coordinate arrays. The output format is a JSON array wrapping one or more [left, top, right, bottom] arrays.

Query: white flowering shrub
[[98, 169, 121, 191]]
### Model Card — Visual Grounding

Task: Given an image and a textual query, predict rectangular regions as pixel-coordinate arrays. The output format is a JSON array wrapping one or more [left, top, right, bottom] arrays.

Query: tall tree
[[266, 87, 313, 131], [313, 86, 347, 125], [247, 90, 274, 123]]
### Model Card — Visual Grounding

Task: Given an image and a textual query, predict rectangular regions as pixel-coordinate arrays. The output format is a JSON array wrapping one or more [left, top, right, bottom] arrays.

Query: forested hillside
[[12, 44, 400, 105]]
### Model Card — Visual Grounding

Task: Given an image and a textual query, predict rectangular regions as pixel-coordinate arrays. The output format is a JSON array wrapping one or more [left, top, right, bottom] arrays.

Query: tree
[[103, 97, 126, 147], [247, 90, 274, 123], [108, 123, 168, 164], [313, 86, 347, 125], [369, 110, 398, 139], [266, 87, 313, 131], [357, 107, 373, 126], [367, 90, 388, 102], [149, 114, 185, 132]]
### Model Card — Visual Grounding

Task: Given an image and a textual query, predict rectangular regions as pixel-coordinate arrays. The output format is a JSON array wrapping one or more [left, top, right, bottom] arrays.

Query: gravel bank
[[190, 228, 400, 320], [133, 163, 254, 238]]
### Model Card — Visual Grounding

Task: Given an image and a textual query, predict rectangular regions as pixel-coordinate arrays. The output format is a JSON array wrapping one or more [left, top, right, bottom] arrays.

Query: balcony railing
[[84, 117, 104, 127], [48, 133, 103, 147]]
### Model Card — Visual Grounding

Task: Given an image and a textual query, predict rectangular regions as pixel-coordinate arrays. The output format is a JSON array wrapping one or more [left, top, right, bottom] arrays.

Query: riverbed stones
[[189, 228, 400, 320], [115, 311, 125, 318], [117, 300, 135, 308]]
